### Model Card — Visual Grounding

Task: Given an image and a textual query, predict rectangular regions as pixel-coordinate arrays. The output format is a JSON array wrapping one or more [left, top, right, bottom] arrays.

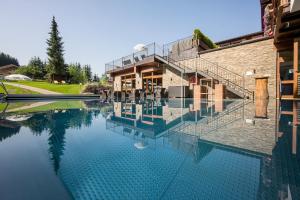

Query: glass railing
[[105, 43, 160, 73]]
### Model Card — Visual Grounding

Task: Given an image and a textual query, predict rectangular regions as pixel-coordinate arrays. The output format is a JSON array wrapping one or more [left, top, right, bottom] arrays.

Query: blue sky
[[0, 0, 261, 75]]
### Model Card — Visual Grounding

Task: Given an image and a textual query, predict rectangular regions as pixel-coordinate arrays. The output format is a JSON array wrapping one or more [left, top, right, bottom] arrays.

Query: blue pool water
[[0, 99, 299, 199]]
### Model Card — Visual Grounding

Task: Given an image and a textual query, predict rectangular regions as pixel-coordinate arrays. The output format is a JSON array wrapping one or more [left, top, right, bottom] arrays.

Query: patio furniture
[[134, 57, 140, 63], [123, 59, 132, 66]]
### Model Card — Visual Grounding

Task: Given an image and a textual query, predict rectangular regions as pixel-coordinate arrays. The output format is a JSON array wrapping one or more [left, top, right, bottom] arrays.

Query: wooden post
[[293, 39, 299, 97], [276, 51, 280, 99], [292, 101, 297, 154], [215, 84, 226, 101], [255, 77, 269, 100]]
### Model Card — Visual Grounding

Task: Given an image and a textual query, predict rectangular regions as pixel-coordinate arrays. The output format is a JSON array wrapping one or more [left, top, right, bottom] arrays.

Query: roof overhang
[[291, 0, 300, 13]]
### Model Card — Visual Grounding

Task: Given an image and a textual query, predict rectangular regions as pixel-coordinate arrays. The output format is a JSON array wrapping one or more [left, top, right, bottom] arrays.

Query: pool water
[[0, 99, 299, 200]]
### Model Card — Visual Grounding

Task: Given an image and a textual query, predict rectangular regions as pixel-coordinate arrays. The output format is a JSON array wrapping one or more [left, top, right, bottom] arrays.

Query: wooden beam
[[293, 39, 299, 97], [142, 75, 162, 79], [292, 101, 297, 154], [274, 6, 283, 43]]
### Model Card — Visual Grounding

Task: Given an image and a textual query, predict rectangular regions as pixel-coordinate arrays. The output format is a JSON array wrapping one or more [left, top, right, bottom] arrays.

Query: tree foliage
[[93, 74, 100, 82], [193, 29, 218, 49], [82, 65, 92, 82], [46, 16, 66, 80], [99, 74, 109, 86], [15, 57, 46, 79], [0, 52, 19, 67], [67, 63, 84, 84]]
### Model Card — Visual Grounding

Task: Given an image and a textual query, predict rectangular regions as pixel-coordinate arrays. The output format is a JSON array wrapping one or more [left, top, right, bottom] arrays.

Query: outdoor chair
[[123, 59, 132, 66], [54, 80, 59, 84], [141, 54, 146, 60], [134, 56, 140, 63]]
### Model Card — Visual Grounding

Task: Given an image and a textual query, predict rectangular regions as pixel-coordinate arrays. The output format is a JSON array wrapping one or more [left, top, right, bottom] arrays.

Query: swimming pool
[[0, 99, 299, 199]]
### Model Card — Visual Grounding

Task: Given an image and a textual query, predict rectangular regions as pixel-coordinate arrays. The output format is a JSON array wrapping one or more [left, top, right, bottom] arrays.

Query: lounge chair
[[61, 80, 66, 84], [54, 80, 59, 84], [123, 59, 132, 66], [134, 56, 140, 63]]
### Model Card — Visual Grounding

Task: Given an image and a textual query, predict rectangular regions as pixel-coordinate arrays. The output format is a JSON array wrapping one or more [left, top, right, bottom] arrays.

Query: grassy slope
[[0, 100, 85, 114], [0, 84, 40, 94], [0, 102, 33, 112], [10, 81, 83, 94], [9, 100, 85, 114]]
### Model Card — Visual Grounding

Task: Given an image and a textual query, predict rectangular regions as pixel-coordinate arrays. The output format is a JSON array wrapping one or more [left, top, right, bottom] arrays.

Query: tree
[[15, 57, 46, 79], [82, 65, 92, 82], [46, 16, 66, 81], [28, 57, 46, 79], [0, 52, 19, 66], [99, 74, 109, 86], [93, 74, 99, 82], [67, 63, 84, 84]]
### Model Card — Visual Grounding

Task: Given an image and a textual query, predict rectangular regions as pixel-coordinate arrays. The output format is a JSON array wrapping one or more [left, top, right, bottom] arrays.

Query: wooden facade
[[273, 0, 300, 99]]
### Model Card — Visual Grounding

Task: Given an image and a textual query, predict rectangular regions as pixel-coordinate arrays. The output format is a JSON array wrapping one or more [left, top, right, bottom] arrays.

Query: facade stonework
[[113, 75, 122, 92], [177, 38, 277, 98], [162, 66, 189, 89]]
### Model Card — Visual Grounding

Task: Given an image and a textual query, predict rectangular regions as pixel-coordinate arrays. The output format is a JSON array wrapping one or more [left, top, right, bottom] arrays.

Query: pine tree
[[82, 65, 92, 82], [46, 16, 66, 81]]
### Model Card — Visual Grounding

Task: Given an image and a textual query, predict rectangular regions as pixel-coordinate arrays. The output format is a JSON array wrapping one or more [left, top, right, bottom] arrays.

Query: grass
[[0, 84, 40, 94], [0, 100, 85, 114], [6, 81, 83, 94], [0, 102, 33, 112], [11, 100, 85, 113]]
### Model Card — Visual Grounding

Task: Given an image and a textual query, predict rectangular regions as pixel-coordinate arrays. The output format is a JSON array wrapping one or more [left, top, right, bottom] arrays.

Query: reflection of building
[[0, 119, 21, 141], [107, 98, 278, 156], [59, 101, 273, 199], [107, 100, 190, 138], [0, 64, 19, 76]]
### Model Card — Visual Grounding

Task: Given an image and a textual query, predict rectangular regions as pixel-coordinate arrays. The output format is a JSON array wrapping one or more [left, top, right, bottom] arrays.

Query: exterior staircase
[[105, 42, 254, 99], [168, 100, 247, 137], [153, 44, 253, 99]]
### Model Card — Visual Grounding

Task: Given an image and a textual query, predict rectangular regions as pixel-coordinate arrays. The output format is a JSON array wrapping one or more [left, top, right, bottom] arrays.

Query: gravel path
[[4, 82, 61, 94]]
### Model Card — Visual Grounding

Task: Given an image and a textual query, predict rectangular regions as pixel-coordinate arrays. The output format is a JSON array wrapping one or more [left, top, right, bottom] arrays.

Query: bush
[[82, 83, 109, 94], [193, 29, 218, 49]]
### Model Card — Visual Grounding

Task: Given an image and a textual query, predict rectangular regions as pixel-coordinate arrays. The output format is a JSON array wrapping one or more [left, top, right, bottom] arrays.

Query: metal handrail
[[0, 81, 8, 95], [105, 41, 253, 98]]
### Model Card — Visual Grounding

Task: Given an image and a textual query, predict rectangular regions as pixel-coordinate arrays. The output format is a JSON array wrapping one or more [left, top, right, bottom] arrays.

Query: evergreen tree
[[28, 57, 47, 79], [0, 52, 19, 66], [93, 74, 99, 82], [46, 16, 66, 81], [82, 65, 92, 82]]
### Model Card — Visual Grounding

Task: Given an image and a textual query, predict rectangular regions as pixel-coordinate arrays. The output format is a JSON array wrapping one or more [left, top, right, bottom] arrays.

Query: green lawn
[[9, 81, 83, 94], [0, 84, 40, 94], [9, 100, 85, 114], [0, 102, 33, 112]]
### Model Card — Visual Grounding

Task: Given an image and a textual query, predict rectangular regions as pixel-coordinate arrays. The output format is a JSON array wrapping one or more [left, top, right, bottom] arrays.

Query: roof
[[0, 64, 19, 69]]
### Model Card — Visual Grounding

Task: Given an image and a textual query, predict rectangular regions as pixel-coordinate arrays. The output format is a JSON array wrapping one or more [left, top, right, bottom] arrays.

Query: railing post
[[133, 53, 134, 64], [243, 75, 245, 99]]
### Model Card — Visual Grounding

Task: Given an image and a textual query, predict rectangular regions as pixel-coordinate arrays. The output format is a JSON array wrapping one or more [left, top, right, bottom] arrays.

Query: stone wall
[[162, 66, 189, 89], [136, 72, 142, 90], [177, 38, 277, 98], [113, 75, 121, 92], [177, 99, 276, 155]]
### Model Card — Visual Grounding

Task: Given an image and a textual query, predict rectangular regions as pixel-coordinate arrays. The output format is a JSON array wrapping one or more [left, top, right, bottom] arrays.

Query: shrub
[[82, 83, 110, 94], [193, 29, 218, 49]]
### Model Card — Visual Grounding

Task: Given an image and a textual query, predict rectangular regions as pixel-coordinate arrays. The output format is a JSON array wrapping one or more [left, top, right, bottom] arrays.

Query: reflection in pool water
[[0, 99, 299, 199]]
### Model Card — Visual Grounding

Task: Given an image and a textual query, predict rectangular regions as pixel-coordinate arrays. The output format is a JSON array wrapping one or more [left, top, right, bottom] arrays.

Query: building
[[0, 64, 19, 76], [105, 0, 300, 100]]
